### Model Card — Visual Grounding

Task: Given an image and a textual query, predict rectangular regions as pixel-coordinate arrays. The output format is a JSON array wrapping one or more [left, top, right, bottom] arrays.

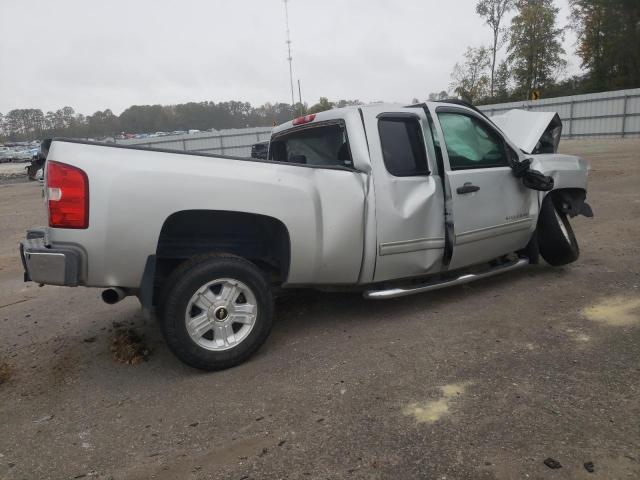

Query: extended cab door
[[361, 106, 446, 282], [428, 105, 537, 269]]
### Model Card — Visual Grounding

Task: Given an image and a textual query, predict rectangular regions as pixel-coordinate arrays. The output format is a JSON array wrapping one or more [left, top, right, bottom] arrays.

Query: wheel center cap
[[213, 306, 229, 321]]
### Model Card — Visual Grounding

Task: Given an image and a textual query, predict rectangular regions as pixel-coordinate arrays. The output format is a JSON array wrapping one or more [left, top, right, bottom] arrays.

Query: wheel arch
[[537, 189, 581, 266], [145, 209, 291, 309]]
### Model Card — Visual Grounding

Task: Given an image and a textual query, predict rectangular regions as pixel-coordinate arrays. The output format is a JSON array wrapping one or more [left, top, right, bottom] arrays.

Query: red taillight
[[46, 160, 89, 229], [292, 114, 316, 126]]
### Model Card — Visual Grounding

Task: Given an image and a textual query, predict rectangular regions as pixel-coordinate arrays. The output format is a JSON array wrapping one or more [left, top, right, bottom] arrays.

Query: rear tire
[[537, 195, 580, 266], [160, 254, 273, 371]]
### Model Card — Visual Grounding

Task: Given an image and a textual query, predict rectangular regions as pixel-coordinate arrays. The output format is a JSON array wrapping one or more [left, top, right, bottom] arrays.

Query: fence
[[116, 126, 273, 157], [479, 87, 640, 139]]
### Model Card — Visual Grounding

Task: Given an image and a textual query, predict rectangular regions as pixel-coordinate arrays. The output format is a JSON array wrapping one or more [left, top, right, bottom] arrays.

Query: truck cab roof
[[274, 100, 563, 156], [273, 103, 436, 135]]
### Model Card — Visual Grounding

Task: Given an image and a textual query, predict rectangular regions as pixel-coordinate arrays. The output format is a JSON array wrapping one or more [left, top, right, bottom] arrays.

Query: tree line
[[0, 102, 289, 142], [0, 98, 364, 142], [447, 0, 640, 105]]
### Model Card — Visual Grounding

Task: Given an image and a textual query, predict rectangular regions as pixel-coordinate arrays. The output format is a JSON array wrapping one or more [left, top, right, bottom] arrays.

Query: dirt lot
[[0, 162, 30, 185], [1, 139, 639, 480]]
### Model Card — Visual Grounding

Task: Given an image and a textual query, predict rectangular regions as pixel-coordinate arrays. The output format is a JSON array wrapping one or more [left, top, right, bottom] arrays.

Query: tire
[[159, 254, 273, 371], [537, 195, 580, 266]]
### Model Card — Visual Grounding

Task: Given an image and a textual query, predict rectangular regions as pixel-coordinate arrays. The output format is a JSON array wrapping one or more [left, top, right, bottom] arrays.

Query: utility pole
[[283, 0, 295, 118], [298, 79, 303, 114]]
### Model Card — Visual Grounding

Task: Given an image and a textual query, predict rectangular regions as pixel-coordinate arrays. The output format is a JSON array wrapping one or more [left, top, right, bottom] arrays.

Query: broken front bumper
[[20, 228, 81, 286]]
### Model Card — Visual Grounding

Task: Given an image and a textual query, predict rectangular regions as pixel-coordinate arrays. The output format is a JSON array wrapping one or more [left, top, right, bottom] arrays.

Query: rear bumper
[[20, 228, 81, 286]]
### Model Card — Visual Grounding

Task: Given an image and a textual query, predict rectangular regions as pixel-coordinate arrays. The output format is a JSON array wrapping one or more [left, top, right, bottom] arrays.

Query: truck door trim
[[455, 218, 533, 246], [379, 237, 446, 256]]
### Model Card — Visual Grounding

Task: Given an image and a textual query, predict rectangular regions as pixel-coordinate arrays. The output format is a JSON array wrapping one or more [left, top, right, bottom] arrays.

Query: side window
[[437, 112, 508, 170], [268, 123, 352, 168], [378, 117, 429, 176]]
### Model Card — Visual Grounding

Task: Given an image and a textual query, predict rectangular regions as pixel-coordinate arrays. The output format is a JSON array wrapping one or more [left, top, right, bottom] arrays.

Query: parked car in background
[[25, 140, 50, 181], [250, 141, 269, 159]]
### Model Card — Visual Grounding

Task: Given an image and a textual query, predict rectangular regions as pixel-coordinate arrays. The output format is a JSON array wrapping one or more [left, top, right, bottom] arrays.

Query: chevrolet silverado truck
[[20, 101, 592, 370]]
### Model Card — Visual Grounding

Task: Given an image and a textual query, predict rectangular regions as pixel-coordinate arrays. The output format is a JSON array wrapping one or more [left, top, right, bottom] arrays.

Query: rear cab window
[[268, 122, 353, 168]]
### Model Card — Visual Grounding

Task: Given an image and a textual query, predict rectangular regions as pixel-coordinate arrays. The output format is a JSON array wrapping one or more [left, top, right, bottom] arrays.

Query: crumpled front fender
[[530, 154, 589, 191], [530, 154, 593, 218]]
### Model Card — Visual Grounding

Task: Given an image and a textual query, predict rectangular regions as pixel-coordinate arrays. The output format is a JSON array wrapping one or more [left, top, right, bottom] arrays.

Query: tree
[[119, 104, 168, 133], [476, 0, 514, 98], [60, 107, 76, 128], [334, 99, 363, 108], [493, 60, 512, 101], [428, 91, 449, 101], [570, 0, 640, 90], [293, 102, 307, 116], [449, 46, 491, 103], [307, 97, 334, 114], [507, 0, 566, 98], [87, 109, 119, 137]]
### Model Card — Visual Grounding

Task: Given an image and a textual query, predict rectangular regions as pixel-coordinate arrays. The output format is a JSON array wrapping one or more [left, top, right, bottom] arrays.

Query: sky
[[0, 0, 581, 116]]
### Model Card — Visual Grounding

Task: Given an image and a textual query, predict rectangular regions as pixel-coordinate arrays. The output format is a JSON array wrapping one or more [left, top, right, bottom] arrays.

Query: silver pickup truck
[[20, 101, 592, 370]]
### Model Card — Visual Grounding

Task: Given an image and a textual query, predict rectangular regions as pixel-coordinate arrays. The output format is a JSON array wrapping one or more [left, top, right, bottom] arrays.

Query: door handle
[[456, 183, 480, 194]]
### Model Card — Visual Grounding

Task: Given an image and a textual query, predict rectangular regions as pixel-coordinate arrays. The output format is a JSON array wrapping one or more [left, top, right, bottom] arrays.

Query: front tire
[[537, 195, 580, 266], [160, 254, 273, 371]]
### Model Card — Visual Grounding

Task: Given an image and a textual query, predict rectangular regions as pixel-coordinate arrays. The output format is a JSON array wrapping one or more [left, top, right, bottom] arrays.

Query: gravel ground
[[0, 162, 30, 184], [0, 139, 639, 480]]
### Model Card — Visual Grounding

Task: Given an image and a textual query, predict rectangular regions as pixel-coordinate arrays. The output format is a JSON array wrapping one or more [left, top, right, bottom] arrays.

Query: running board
[[363, 257, 530, 300]]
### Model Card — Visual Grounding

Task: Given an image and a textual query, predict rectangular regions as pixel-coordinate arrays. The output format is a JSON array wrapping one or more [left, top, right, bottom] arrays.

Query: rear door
[[428, 105, 537, 269], [360, 106, 446, 282]]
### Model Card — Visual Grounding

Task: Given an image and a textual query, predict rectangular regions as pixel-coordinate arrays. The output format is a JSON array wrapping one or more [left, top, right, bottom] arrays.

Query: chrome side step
[[363, 257, 530, 300]]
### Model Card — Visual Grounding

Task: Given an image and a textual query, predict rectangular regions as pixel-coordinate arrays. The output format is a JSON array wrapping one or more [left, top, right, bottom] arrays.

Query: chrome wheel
[[185, 278, 258, 351]]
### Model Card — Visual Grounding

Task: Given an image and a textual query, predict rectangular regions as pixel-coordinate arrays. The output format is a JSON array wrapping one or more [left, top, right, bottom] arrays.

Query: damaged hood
[[490, 109, 563, 154]]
